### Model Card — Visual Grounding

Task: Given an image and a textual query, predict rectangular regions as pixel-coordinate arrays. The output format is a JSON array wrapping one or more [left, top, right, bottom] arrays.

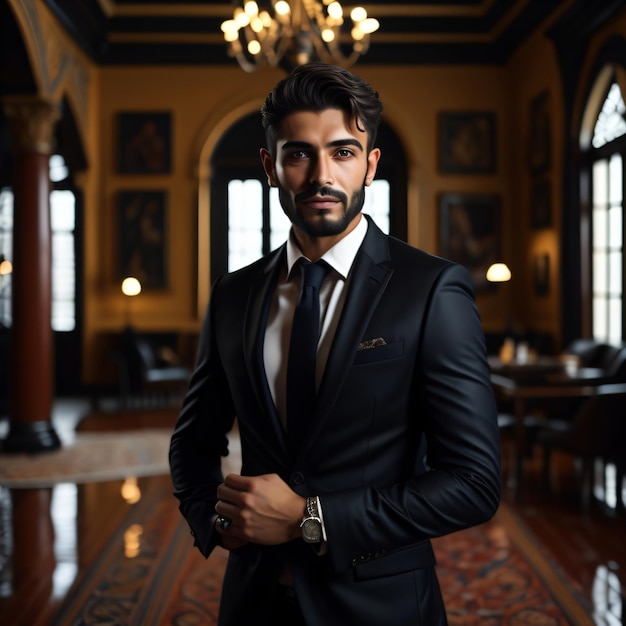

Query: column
[[2, 97, 61, 452]]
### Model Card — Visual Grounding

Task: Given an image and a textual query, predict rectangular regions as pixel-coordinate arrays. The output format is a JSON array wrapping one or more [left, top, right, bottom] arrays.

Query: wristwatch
[[300, 496, 322, 543]]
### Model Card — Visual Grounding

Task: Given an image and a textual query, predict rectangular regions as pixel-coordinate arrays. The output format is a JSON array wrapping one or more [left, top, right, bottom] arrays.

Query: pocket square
[[357, 337, 387, 351]]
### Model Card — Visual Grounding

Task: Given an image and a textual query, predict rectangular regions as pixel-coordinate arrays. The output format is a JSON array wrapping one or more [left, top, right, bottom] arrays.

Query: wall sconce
[[121, 276, 141, 328], [486, 263, 512, 282]]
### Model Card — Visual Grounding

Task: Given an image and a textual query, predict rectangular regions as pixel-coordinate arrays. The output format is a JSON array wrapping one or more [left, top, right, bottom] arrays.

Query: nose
[[309, 155, 334, 187]]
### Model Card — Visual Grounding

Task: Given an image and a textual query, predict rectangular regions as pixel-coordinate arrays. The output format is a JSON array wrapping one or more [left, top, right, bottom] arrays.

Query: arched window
[[0, 154, 76, 332], [586, 79, 626, 344]]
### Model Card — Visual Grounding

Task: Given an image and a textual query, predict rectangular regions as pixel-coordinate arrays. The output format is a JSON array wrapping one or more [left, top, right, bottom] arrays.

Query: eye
[[335, 148, 355, 158], [290, 150, 309, 159]]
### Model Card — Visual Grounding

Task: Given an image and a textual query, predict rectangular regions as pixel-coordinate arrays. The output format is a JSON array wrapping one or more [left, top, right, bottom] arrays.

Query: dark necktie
[[286, 259, 329, 449]]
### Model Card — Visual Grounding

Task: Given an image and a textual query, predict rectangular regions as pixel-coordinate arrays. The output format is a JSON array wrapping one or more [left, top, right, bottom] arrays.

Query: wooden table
[[489, 356, 626, 498]]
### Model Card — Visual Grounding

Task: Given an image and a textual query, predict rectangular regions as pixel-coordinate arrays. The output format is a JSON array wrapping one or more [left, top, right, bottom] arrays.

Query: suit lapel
[[243, 247, 289, 458]]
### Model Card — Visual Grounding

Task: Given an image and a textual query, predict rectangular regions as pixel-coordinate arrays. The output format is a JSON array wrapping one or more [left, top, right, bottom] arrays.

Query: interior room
[[0, 0, 625, 624]]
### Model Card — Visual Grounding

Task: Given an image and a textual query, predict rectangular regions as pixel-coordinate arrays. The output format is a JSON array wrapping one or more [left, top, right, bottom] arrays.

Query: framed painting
[[530, 178, 552, 229], [528, 91, 551, 174], [117, 112, 172, 174], [439, 192, 501, 293], [438, 111, 496, 174], [118, 190, 167, 289]]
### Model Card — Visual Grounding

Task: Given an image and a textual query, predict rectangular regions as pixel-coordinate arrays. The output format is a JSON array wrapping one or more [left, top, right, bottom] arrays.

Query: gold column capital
[[1, 96, 61, 156]]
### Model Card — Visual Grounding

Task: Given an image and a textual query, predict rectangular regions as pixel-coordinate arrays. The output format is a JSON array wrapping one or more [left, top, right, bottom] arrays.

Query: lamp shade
[[486, 263, 511, 282]]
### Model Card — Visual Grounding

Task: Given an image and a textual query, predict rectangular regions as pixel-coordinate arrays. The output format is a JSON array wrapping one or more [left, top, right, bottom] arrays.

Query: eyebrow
[[281, 138, 364, 152]]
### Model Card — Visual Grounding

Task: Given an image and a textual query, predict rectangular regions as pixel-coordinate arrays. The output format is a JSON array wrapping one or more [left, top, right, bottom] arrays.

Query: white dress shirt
[[263, 214, 368, 429]]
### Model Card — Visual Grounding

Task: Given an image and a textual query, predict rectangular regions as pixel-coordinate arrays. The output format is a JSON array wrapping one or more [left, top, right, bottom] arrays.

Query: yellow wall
[[9, 0, 626, 384]]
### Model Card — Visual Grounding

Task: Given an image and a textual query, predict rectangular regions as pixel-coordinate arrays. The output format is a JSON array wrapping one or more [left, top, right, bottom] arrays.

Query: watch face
[[302, 518, 322, 543]]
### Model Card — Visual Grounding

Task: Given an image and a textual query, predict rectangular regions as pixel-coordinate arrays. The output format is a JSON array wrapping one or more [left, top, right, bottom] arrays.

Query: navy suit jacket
[[169, 215, 501, 625]]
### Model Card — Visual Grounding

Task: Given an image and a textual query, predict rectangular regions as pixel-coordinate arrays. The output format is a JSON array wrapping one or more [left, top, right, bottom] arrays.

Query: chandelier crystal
[[221, 1, 380, 72]]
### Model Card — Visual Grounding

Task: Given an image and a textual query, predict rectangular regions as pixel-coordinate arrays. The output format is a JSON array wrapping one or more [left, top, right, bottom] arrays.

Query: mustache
[[295, 186, 347, 204]]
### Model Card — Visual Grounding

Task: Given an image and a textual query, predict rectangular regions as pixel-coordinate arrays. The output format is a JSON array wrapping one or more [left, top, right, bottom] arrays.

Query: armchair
[[118, 327, 191, 408]]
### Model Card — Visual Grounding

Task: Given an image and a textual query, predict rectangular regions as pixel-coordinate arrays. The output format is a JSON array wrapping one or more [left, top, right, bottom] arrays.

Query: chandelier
[[221, 1, 380, 72]]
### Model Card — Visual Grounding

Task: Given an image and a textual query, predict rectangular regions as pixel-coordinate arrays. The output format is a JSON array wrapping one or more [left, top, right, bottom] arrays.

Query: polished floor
[[0, 397, 624, 625]]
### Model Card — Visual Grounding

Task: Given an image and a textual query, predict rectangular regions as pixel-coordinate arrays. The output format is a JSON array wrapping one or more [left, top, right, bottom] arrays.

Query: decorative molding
[[1, 96, 61, 155]]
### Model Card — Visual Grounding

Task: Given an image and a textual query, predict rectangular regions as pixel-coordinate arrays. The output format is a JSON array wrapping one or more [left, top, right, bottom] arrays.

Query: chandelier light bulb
[[350, 7, 367, 22], [327, 2, 343, 19], [322, 28, 335, 43], [351, 26, 364, 41], [275, 1, 291, 16], [248, 40, 261, 55], [221, 19, 238, 35], [234, 8, 249, 27], [360, 18, 380, 34], [244, 1, 258, 17]]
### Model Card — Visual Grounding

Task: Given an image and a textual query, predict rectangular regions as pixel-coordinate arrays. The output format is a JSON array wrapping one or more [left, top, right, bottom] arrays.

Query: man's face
[[261, 108, 380, 239]]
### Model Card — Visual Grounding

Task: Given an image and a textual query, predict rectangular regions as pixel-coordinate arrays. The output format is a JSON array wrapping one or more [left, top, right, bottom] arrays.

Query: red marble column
[[2, 97, 61, 452]]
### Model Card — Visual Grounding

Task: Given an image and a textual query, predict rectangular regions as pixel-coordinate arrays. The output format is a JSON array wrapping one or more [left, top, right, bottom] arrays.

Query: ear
[[365, 148, 381, 186], [260, 148, 277, 187]]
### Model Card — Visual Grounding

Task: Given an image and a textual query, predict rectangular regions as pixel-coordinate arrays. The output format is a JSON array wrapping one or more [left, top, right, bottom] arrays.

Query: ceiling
[[40, 0, 599, 69]]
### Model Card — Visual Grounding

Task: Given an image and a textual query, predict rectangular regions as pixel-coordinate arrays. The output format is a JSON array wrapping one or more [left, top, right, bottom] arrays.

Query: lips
[[303, 195, 341, 209]]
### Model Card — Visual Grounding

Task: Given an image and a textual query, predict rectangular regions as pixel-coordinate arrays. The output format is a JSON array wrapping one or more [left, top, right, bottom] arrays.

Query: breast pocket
[[353, 340, 404, 365]]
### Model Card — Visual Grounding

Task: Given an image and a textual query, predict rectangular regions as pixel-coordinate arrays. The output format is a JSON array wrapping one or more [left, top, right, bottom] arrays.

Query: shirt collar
[[286, 214, 368, 280]]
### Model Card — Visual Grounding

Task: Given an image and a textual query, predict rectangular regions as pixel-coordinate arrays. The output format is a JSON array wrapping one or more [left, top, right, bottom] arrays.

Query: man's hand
[[215, 473, 305, 546]]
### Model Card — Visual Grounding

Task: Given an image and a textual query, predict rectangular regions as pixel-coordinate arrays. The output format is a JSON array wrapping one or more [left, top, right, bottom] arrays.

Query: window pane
[[50, 190, 75, 230], [608, 299, 622, 344], [269, 187, 291, 250], [363, 180, 390, 234], [593, 251, 607, 293], [228, 180, 263, 272], [593, 298, 607, 340], [608, 205, 623, 248], [50, 190, 76, 332], [592, 82, 626, 148], [593, 159, 607, 205], [609, 154, 623, 205], [593, 207, 607, 248], [608, 251, 622, 295]]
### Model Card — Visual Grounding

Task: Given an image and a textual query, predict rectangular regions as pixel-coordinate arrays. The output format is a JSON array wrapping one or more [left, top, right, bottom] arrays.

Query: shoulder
[[363, 222, 473, 295], [215, 246, 284, 289]]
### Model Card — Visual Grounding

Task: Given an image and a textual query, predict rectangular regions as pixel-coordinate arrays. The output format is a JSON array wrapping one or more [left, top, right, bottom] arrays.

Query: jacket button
[[290, 472, 305, 485]]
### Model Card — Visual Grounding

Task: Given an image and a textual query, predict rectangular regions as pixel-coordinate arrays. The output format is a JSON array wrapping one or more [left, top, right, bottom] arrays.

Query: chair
[[561, 338, 617, 369], [602, 344, 626, 381], [118, 327, 191, 408], [536, 393, 626, 513]]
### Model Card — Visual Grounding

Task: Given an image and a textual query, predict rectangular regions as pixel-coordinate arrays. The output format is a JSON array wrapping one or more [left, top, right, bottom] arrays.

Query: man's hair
[[260, 62, 383, 155]]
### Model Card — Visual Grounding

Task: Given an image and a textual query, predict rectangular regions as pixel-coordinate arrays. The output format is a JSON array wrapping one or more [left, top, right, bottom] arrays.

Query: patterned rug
[[52, 480, 593, 626], [0, 429, 171, 488]]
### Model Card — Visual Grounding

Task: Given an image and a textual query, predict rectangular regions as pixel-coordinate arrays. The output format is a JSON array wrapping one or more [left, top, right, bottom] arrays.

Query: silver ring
[[217, 515, 232, 531]]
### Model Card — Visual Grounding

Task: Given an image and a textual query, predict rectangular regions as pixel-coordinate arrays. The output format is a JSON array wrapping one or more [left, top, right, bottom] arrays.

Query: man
[[169, 62, 501, 625]]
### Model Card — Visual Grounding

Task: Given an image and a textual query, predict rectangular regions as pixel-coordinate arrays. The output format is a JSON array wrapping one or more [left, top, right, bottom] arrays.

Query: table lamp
[[121, 276, 141, 329], [486, 262, 511, 282]]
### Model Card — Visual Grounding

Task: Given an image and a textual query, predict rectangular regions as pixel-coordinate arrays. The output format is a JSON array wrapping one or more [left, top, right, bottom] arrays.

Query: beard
[[278, 181, 367, 238]]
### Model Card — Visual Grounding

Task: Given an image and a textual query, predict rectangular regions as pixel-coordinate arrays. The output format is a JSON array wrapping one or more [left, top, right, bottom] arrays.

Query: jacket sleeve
[[169, 275, 236, 557], [320, 262, 502, 574]]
